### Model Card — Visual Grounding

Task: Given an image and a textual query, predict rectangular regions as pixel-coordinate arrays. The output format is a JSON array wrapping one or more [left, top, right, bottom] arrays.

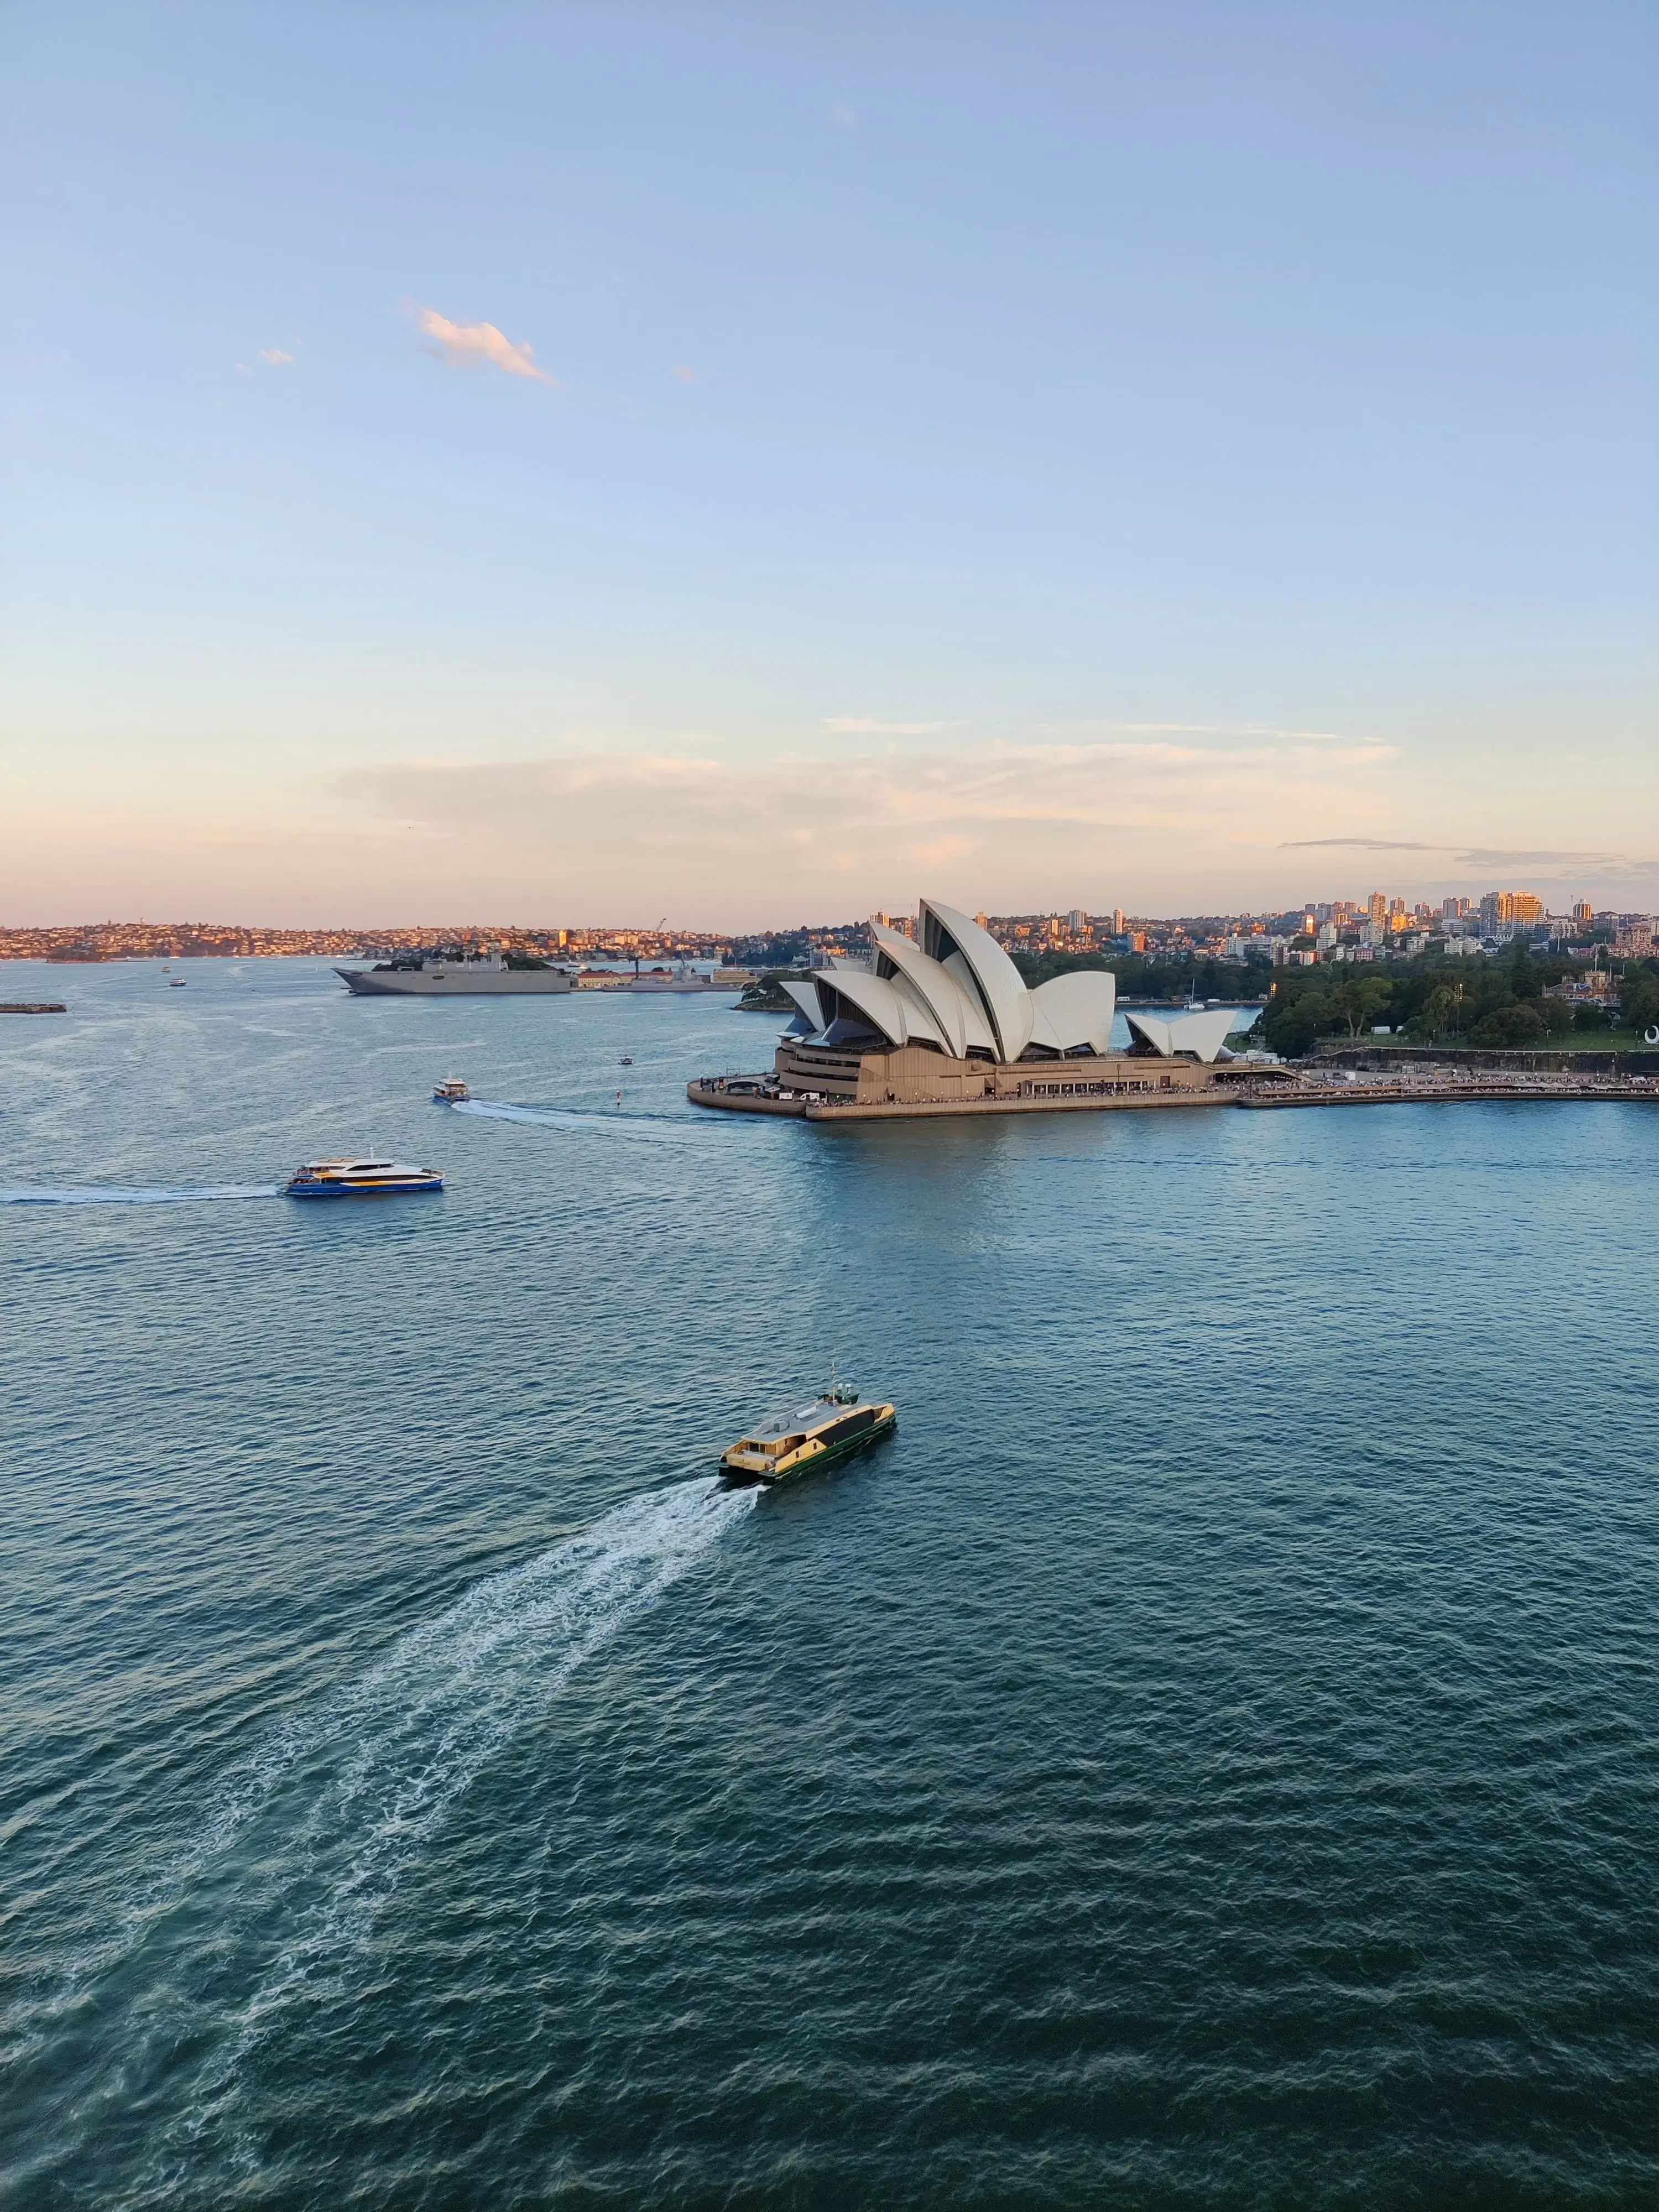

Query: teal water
[[3, 961, 1657, 2209]]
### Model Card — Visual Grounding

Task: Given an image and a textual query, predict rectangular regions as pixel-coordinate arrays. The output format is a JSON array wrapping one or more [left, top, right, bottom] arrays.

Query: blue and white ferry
[[284, 1158, 444, 1198]]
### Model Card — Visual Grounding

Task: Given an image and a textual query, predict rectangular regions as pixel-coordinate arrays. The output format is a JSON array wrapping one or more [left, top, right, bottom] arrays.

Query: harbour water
[[3, 960, 1657, 2208]]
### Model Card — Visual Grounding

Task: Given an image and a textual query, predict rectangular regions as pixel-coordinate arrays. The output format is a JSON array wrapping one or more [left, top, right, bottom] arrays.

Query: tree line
[[1259, 943, 1659, 1057]]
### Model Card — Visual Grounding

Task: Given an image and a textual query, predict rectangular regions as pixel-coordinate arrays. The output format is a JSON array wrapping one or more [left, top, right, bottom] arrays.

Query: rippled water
[[3, 960, 1657, 2208]]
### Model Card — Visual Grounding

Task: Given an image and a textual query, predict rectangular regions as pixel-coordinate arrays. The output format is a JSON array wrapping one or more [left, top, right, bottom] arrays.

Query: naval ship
[[335, 952, 574, 998]]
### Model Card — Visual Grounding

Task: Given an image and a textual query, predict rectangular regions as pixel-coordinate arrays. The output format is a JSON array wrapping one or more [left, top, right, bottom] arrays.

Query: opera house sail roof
[[781, 899, 1118, 1063]]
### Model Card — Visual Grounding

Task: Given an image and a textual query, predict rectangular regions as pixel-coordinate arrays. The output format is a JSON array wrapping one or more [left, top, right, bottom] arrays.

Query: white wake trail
[[0, 1185, 281, 1206], [8, 1478, 756, 2175], [448, 1098, 692, 1137]]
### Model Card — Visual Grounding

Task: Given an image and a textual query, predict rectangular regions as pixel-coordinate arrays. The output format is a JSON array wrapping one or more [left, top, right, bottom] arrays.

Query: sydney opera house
[[692, 899, 1259, 1117]]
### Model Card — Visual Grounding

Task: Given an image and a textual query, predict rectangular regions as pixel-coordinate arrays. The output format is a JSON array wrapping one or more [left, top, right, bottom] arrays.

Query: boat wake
[[11, 1479, 755, 2192], [0, 1185, 282, 1206], [449, 1098, 695, 1134]]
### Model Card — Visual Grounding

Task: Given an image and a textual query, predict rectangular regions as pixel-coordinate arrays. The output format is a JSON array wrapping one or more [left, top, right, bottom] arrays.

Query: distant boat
[[168, 978, 187, 988], [619, 1055, 633, 1066], [284, 1159, 443, 1198], [432, 1077, 471, 1103], [336, 952, 573, 997]]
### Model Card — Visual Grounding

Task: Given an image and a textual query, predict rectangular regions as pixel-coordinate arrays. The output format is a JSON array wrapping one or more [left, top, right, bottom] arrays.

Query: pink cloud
[[414, 306, 559, 385], [671, 364, 697, 383]]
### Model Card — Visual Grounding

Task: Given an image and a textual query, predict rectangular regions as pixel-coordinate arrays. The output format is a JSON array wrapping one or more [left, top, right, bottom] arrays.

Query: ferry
[[432, 1078, 471, 1103], [284, 1159, 444, 1198], [719, 1385, 896, 1486]]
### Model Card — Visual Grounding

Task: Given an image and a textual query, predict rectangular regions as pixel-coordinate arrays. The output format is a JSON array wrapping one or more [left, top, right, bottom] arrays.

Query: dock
[[690, 1070, 1659, 1121]]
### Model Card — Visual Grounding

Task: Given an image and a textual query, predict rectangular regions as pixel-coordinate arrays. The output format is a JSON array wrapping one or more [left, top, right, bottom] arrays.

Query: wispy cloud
[[322, 732, 1659, 919], [1286, 837, 1434, 852], [824, 716, 953, 735], [1055, 720, 1391, 750], [1286, 834, 1654, 875], [670, 364, 697, 384], [260, 347, 295, 366], [413, 305, 558, 385]]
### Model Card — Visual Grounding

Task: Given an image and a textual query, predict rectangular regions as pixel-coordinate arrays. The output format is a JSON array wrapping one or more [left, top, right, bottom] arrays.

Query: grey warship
[[335, 952, 574, 998]]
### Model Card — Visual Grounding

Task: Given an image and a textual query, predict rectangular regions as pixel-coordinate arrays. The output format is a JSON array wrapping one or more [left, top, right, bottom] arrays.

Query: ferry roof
[[745, 1394, 878, 1445]]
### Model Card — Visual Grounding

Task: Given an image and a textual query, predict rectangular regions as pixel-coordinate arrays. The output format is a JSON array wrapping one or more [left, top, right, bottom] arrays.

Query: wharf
[[690, 1070, 1659, 1121], [1, 1001, 67, 1014], [1238, 1073, 1659, 1109]]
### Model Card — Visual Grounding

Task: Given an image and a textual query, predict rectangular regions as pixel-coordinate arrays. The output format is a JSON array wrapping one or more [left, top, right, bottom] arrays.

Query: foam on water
[[449, 1097, 701, 1135], [9, 1479, 756, 2190], [0, 1185, 282, 1205]]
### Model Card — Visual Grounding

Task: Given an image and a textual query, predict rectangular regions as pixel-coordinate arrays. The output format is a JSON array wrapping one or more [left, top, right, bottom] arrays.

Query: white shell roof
[[920, 899, 1033, 1061], [781, 902, 1119, 1066], [1027, 968, 1117, 1056], [1123, 1007, 1238, 1063]]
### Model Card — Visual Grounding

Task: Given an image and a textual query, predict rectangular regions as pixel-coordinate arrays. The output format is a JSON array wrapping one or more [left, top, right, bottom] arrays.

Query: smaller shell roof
[[1123, 1008, 1239, 1063]]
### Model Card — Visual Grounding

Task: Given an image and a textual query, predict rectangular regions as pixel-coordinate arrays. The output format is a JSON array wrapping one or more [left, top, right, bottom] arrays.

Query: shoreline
[[689, 1071, 1659, 1121]]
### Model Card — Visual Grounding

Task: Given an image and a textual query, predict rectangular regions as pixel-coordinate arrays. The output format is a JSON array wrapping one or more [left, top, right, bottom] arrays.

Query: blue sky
[[4, 1, 1655, 925]]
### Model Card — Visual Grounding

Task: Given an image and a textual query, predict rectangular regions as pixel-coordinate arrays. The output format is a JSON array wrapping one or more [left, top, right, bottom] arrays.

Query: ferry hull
[[285, 1177, 444, 1198], [336, 968, 572, 997]]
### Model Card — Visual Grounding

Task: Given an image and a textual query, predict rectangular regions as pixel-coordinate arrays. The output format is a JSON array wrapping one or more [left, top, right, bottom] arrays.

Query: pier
[[690, 1068, 1659, 1121]]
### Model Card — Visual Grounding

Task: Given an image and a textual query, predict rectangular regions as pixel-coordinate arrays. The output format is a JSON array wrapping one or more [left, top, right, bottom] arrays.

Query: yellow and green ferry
[[719, 1386, 896, 1488]]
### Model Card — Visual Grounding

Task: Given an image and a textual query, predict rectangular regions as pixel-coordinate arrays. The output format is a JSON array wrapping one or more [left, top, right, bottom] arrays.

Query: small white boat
[[284, 1159, 443, 1198], [432, 1078, 470, 1103], [168, 978, 186, 988]]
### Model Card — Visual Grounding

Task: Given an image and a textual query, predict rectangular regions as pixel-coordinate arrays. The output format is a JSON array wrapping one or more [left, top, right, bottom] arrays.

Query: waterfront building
[[750, 899, 1249, 1111]]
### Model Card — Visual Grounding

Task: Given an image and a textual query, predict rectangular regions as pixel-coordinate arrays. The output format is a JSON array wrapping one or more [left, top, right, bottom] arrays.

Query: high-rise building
[[1068, 909, 1087, 935], [1479, 889, 1544, 933], [1572, 900, 1594, 924], [1112, 907, 1125, 936], [1368, 891, 1388, 928]]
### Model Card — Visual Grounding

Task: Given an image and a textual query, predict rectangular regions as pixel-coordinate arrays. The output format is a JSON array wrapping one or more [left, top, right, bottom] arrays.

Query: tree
[[1263, 989, 1334, 1057], [1621, 970, 1659, 1036], [1507, 940, 1541, 999], [1332, 977, 1393, 1037], [1472, 1003, 1546, 1047], [1414, 984, 1461, 1042]]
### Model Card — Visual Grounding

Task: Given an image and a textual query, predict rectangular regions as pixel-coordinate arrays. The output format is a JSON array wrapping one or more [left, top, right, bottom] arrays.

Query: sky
[[3, 0, 1656, 927]]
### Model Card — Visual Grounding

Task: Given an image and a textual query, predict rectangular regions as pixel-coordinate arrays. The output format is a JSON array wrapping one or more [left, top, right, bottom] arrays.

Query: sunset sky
[[5, 2, 1655, 926]]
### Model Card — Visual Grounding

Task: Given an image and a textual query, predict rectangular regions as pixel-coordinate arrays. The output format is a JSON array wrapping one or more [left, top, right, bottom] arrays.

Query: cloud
[[671, 364, 697, 383], [831, 101, 857, 127], [260, 348, 295, 366], [1285, 837, 1434, 852], [332, 724, 1400, 911], [823, 717, 953, 735], [413, 305, 558, 384], [238, 715, 1655, 924], [1057, 720, 1391, 750], [1282, 834, 1653, 873]]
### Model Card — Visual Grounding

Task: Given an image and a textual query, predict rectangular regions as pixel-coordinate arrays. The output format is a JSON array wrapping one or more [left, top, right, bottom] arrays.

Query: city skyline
[[6, 3, 1656, 925]]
